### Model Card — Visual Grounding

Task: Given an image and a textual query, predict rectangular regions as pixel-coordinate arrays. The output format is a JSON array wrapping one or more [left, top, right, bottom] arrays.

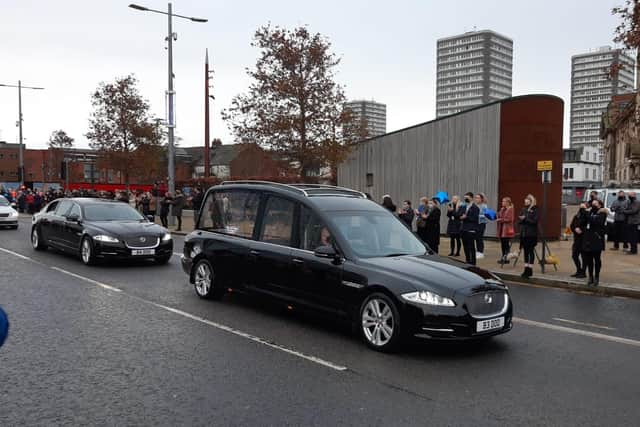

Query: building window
[[366, 173, 373, 187], [569, 168, 574, 179]]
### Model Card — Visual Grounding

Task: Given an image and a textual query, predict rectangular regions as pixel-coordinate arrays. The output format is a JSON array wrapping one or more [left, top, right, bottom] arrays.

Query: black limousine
[[31, 198, 173, 265]]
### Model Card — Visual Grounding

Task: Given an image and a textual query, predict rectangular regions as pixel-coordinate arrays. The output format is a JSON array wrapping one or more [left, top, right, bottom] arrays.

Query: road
[[1, 216, 639, 426]]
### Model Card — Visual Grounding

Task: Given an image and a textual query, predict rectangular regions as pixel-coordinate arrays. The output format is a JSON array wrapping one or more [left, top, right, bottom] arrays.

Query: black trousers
[[521, 237, 537, 264], [476, 223, 486, 253], [160, 213, 168, 228], [449, 234, 461, 255], [572, 241, 583, 273], [613, 221, 627, 248], [176, 215, 182, 230], [500, 238, 511, 258], [628, 223, 639, 254], [582, 251, 602, 278], [462, 231, 477, 265]]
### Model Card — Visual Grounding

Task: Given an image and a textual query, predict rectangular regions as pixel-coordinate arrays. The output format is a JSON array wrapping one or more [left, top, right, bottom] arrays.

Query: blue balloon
[[0, 307, 8, 348], [434, 191, 450, 204], [484, 208, 497, 221]]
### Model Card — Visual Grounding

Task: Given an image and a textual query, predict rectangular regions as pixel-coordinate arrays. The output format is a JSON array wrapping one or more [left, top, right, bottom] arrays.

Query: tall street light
[[0, 81, 45, 187], [128, 3, 207, 215]]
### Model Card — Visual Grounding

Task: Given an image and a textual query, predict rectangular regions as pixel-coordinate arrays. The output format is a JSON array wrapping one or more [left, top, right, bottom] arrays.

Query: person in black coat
[[160, 192, 173, 228], [581, 199, 607, 286], [569, 203, 588, 278], [518, 194, 539, 279], [460, 192, 480, 265], [423, 198, 441, 254], [446, 195, 463, 257], [397, 200, 415, 229], [382, 195, 397, 213]]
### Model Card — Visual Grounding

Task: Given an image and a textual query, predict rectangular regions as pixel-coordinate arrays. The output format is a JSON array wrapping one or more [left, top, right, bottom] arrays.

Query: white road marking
[[552, 317, 616, 331], [513, 317, 640, 348], [0, 247, 31, 261], [148, 302, 348, 372], [50, 267, 122, 293]]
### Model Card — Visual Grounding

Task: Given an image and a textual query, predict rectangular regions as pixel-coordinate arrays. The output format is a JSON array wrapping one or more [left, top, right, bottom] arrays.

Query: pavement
[[2, 215, 640, 425], [160, 211, 640, 300]]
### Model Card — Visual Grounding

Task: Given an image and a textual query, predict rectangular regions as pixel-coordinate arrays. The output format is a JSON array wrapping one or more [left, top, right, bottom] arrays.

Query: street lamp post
[[0, 81, 44, 188], [129, 2, 207, 226]]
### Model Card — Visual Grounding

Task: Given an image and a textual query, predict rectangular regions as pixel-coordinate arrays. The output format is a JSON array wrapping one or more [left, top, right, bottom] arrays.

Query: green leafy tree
[[86, 75, 162, 189], [222, 25, 358, 178]]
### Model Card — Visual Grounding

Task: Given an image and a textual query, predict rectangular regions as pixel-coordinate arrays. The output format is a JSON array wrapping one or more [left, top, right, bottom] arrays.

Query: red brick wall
[[0, 146, 19, 182]]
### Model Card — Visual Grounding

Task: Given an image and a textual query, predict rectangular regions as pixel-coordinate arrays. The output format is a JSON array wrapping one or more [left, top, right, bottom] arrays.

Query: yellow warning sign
[[537, 160, 553, 171]]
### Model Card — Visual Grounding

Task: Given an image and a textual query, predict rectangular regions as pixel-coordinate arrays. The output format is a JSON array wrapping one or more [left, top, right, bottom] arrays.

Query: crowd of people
[[381, 188, 640, 286]]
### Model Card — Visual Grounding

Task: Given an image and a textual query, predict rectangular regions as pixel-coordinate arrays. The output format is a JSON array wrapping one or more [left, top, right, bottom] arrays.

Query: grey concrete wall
[[338, 103, 501, 236]]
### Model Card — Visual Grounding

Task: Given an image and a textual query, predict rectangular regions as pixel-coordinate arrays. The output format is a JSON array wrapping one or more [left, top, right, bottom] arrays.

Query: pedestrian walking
[[476, 193, 489, 259], [382, 195, 397, 213], [423, 198, 441, 254], [172, 190, 185, 231], [415, 197, 429, 243], [496, 196, 516, 265], [623, 191, 640, 255], [460, 192, 480, 265], [518, 194, 539, 279], [610, 191, 629, 250], [582, 199, 607, 286], [569, 203, 588, 278], [160, 192, 173, 228], [446, 195, 463, 257], [397, 200, 415, 229]]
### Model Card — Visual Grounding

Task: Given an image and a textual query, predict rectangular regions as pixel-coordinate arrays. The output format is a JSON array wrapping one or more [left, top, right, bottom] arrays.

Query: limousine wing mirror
[[314, 245, 337, 259], [146, 215, 155, 222], [66, 214, 81, 223]]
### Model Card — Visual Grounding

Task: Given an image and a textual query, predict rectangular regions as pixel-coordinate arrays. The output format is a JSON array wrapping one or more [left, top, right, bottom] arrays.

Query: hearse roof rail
[[219, 181, 366, 198]]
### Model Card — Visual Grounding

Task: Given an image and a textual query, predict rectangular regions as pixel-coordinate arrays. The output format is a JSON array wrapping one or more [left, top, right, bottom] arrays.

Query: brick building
[[601, 93, 640, 186]]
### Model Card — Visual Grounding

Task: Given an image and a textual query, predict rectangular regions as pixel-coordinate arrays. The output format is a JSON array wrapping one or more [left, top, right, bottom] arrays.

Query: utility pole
[[204, 48, 211, 178], [0, 81, 44, 188]]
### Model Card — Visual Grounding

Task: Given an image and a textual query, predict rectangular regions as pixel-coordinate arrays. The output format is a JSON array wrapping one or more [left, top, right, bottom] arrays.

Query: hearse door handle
[[292, 258, 304, 265], [249, 250, 261, 257]]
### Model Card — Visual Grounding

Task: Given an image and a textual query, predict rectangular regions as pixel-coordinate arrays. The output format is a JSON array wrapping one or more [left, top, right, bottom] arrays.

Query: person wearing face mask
[[569, 203, 588, 278], [623, 191, 640, 255], [586, 190, 599, 208], [496, 197, 515, 265], [397, 200, 415, 229], [581, 199, 607, 286], [610, 191, 629, 251], [475, 193, 489, 259], [460, 192, 480, 265], [518, 194, 539, 279], [446, 195, 463, 257]]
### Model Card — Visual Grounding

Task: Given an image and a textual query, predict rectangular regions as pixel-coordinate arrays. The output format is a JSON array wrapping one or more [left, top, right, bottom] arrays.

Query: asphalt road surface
[[1, 216, 640, 426]]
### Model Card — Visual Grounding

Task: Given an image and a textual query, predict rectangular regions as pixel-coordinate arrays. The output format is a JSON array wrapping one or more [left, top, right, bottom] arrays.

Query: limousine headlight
[[9, 211, 18, 217], [162, 232, 172, 241], [401, 291, 455, 307], [94, 235, 119, 243]]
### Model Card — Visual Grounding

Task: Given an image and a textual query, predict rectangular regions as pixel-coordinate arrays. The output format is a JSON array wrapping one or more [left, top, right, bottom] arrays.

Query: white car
[[0, 195, 19, 229]]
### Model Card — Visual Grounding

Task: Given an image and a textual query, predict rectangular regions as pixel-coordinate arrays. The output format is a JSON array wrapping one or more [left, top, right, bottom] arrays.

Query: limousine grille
[[0, 213, 9, 218], [466, 291, 508, 318], [125, 236, 159, 248]]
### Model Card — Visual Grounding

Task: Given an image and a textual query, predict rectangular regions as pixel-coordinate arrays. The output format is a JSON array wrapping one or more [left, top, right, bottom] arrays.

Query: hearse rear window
[[198, 190, 259, 238]]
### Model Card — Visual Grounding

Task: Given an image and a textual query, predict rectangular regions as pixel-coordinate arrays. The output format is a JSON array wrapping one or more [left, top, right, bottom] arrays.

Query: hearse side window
[[198, 190, 259, 238], [259, 196, 295, 247], [46, 201, 59, 213], [299, 206, 332, 251]]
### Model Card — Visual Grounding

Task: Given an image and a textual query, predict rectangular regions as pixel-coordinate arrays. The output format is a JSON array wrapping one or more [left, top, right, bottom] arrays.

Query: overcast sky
[[0, 0, 627, 150]]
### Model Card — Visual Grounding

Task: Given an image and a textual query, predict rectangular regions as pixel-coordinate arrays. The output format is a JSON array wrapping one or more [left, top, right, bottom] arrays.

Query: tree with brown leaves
[[86, 75, 162, 190], [612, 1, 640, 88], [222, 25, 359, 179]]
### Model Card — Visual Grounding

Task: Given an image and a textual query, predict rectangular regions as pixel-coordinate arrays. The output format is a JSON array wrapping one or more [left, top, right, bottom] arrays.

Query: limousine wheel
[[360, 293, 402, 352], [31, 227, 47, 251], [81, 236, 96, 266], [193, 259, 223, 300]]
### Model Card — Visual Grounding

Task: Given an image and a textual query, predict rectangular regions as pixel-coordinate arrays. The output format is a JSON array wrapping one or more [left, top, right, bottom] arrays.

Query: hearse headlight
[[162, 232, 172, 241], [401, 291, 455, 307], [94, 235, 119, 243]]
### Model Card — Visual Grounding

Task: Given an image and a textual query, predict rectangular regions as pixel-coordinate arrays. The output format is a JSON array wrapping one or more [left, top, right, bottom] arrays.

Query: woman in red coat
[[496, 196, 516, 264]]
